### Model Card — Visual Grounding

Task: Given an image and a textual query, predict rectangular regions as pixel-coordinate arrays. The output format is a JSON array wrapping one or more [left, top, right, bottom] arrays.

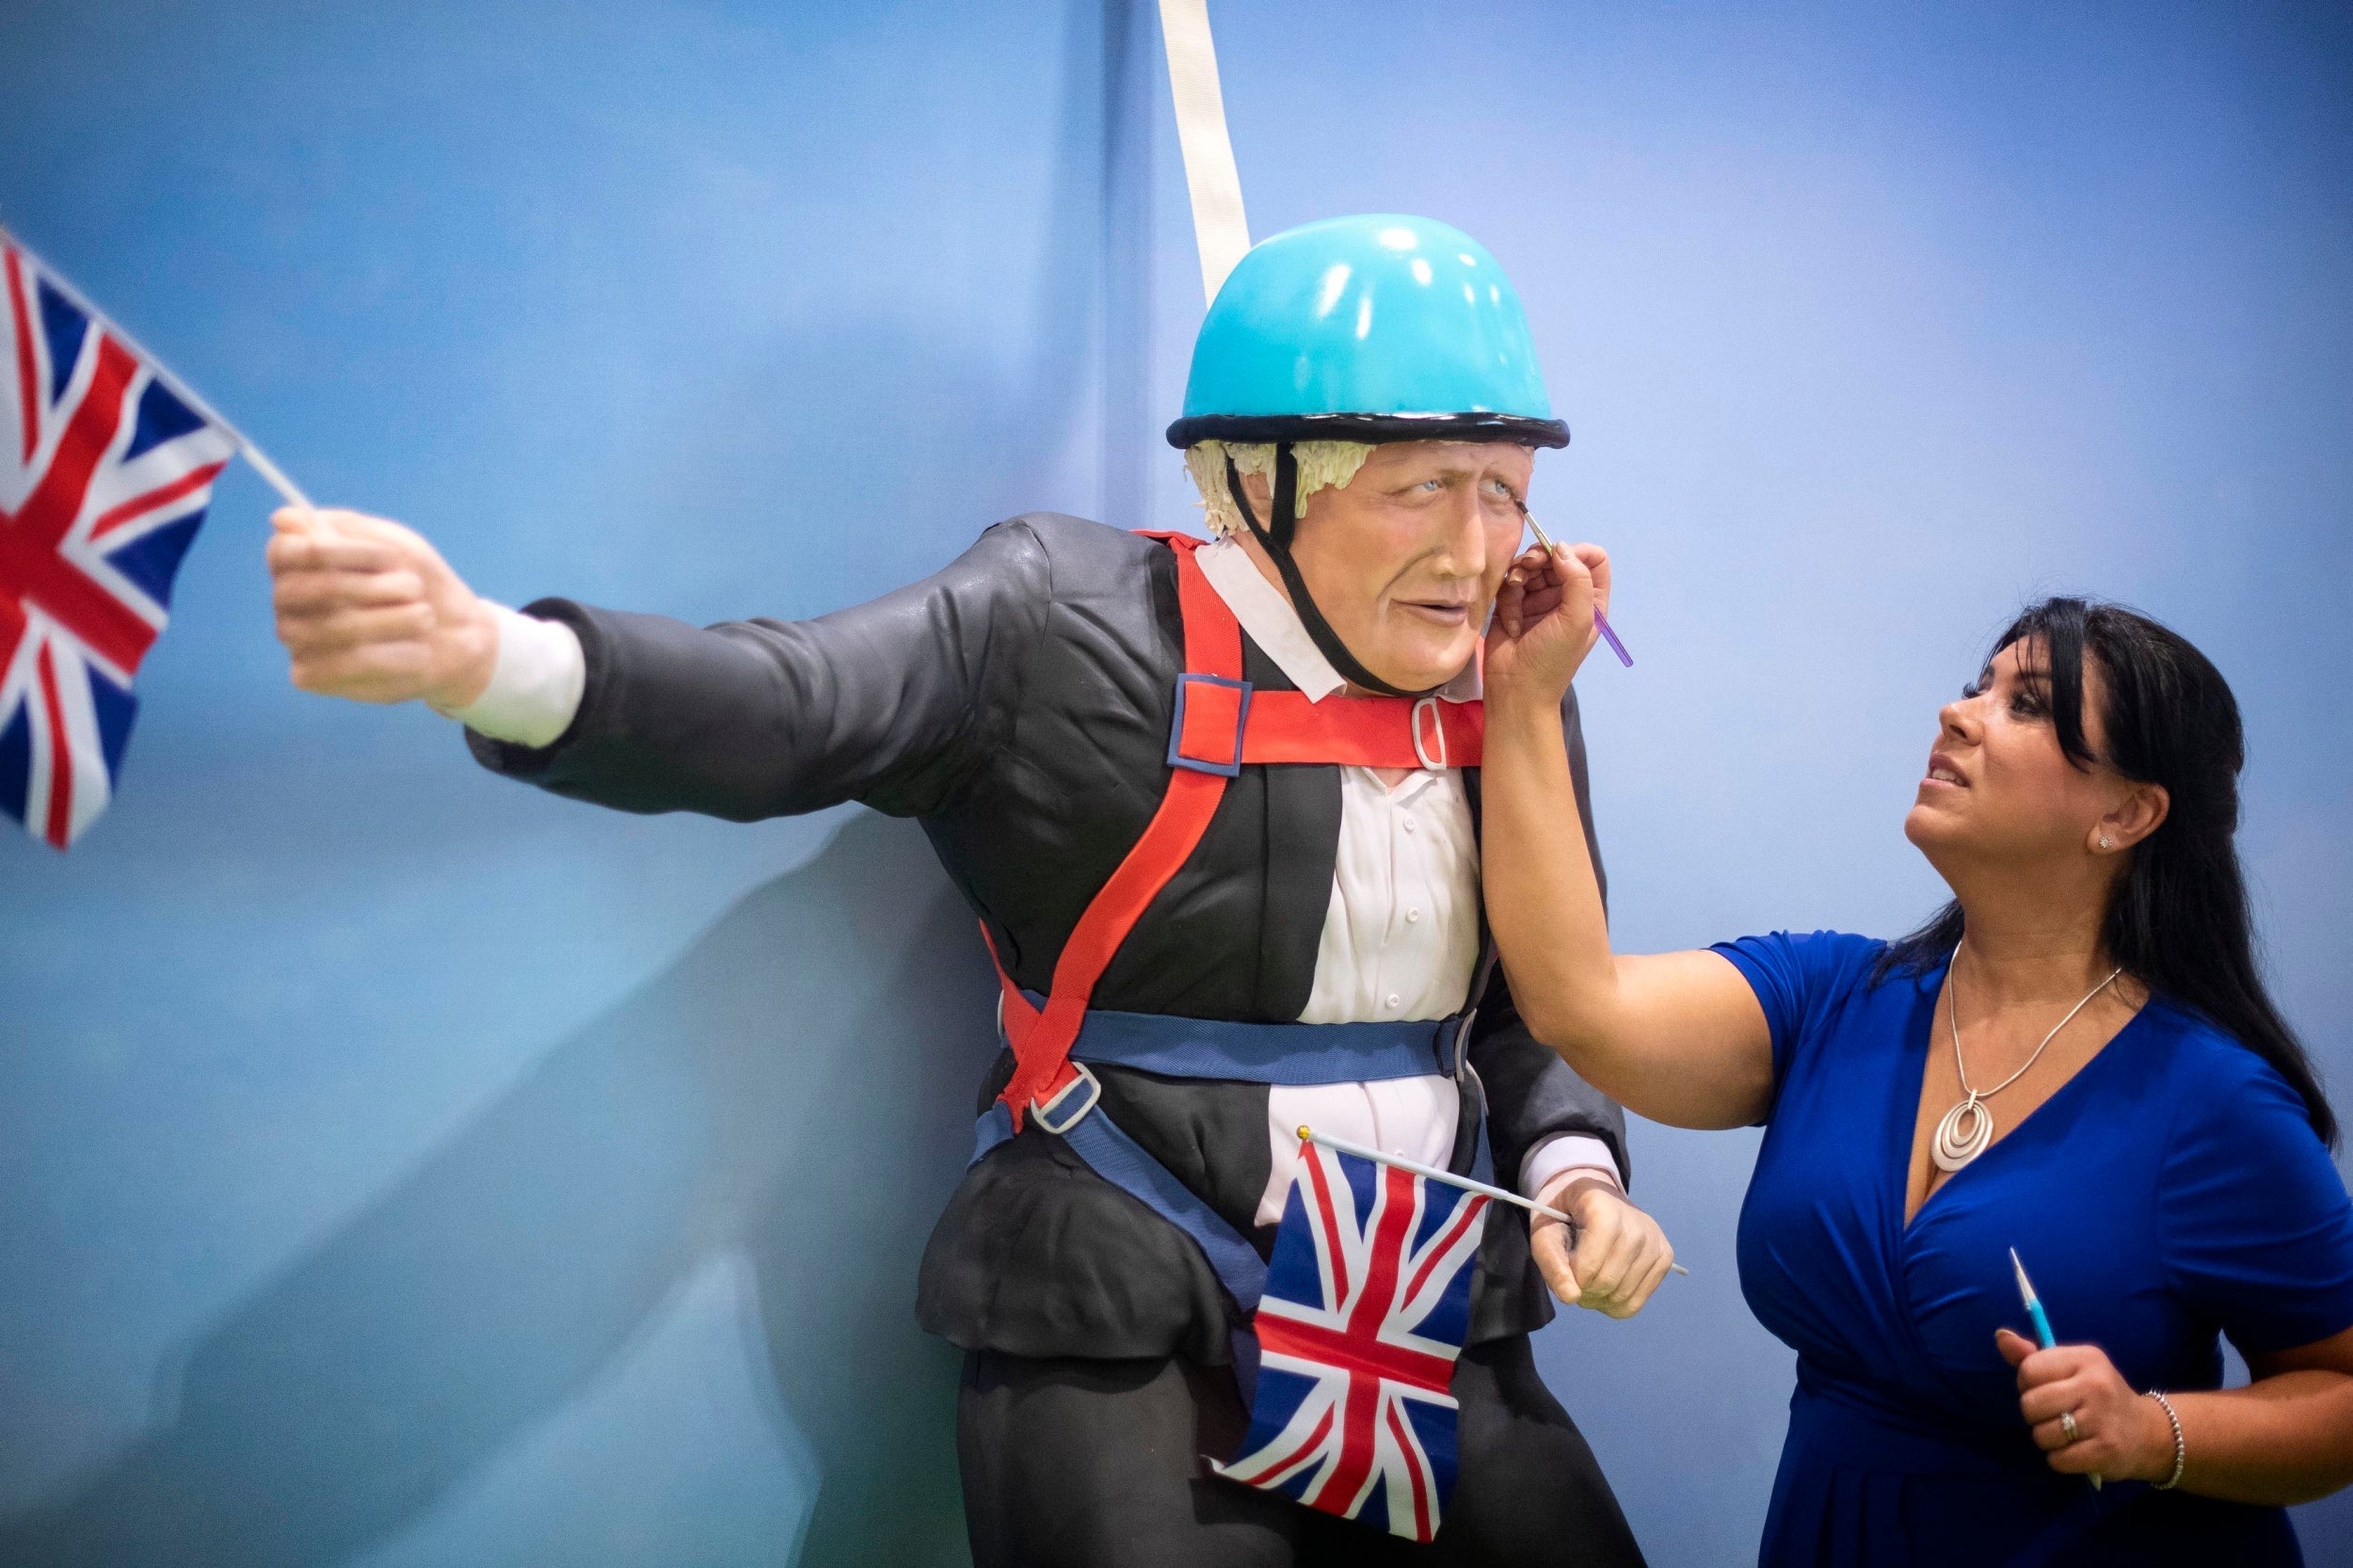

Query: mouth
[[1921, 751, 1969, 791], [1396, 599, 1474, 629]]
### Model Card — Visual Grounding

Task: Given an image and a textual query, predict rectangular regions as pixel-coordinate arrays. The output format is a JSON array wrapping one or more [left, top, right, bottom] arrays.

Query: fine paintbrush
[[2011, 1246, 2100, 1489], [1520, 511, 1633, 667]]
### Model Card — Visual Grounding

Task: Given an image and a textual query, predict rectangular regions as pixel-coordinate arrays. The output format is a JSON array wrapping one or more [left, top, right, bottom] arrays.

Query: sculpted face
[[1904, 638, 2166, 875], [1238, 440, 1533, 692]]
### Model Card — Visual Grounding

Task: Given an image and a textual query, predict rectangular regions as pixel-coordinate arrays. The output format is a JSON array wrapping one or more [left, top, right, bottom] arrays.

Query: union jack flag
[[1215, 1139, 1491, 1542], [1, 238, 234, 848]]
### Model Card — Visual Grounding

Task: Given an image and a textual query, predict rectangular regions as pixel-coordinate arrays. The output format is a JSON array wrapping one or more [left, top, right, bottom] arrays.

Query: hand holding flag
[[266, 507, 497, 710]]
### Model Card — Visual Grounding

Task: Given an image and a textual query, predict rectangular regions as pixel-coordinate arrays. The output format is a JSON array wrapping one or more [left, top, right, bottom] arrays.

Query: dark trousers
[[957, 1336, 1648, 1568]]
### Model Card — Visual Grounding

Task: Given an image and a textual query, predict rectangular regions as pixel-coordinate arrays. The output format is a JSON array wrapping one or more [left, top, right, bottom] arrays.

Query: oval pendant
[[1931, 1096, 1994, 1173]]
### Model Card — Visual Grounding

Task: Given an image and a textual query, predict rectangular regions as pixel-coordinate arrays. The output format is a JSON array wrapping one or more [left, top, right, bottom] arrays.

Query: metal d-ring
[[1411, 696, 1448, 771]]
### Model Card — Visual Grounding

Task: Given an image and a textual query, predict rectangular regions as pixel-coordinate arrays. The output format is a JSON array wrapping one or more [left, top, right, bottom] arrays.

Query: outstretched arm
[[267, 505, 1047, 821], [1481, 543, 1774, 1129]]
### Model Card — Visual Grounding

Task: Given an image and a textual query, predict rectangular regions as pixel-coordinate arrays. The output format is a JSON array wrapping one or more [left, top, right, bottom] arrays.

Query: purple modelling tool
[[1522, 512, 1633, 667], [1590, 607, 1634, 669]]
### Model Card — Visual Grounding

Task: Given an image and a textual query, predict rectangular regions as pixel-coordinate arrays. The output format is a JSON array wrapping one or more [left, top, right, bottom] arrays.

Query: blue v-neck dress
[[1715, 931, 2353, 1567]]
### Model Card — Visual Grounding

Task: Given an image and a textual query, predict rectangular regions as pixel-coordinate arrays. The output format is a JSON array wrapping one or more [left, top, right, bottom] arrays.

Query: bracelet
[[2147, 1391, 2185, 1491]]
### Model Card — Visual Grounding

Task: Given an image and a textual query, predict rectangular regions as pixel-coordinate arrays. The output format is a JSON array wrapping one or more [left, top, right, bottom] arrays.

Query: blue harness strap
[[970, 1004, 1472, 1316], [1064, 1105, 1271, 1314], [1032, 988, 1465, 1083], [969, 1077, 1273, 1315]]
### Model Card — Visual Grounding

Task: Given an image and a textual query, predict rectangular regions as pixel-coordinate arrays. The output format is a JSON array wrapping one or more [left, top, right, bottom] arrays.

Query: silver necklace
[[1931, 942, 2123, 1173]]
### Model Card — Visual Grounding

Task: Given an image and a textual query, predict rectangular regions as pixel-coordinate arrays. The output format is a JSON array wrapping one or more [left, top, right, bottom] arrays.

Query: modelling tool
[[1521, 511, 1632, 666], [2011, 1246, 2100, 1489]]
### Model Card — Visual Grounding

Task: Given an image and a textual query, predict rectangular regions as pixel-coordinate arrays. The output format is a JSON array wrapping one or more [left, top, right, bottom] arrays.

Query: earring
[[2099, 837, 2114, 850]]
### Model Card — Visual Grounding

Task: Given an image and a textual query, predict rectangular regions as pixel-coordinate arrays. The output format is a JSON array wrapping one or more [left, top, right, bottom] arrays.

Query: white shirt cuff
[[1518, 1133, 1623, 1201], [433, 602, 585, 748]]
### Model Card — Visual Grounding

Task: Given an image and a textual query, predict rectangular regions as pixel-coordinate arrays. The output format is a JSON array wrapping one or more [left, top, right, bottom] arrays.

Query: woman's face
[[1903, 638, 2147, 872]]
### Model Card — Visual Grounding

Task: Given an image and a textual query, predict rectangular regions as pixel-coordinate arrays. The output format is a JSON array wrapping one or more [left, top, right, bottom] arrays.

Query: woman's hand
[[267, 507, 499, 709], [1996, 1328, 2176, 1483], [1485, 540, 1609, 710], [1529, 1174, 1674, 1319]]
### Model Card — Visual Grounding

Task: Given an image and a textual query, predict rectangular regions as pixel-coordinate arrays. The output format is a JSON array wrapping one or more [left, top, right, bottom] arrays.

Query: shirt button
[[1402, 818, 1418, 835], [1405, 907, 1422, 923], [1385, 993, 1402, 1009]]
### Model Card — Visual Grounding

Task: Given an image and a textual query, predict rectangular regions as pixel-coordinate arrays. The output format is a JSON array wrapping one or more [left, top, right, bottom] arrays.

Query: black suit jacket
[[471, 514, 1625, 1364]]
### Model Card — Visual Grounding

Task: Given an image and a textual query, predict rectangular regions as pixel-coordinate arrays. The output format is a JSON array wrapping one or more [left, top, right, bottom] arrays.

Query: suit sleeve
[[465, 518, 1051, 821], [1468, 684, 1633, 1190]]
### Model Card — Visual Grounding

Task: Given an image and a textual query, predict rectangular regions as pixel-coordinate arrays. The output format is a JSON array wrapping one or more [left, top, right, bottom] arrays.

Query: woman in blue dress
[[1475, 540, 2353, 1564]]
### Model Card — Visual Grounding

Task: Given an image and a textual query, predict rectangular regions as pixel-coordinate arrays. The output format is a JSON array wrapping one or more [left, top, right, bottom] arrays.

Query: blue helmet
[[1166, 214, 1567, 450]]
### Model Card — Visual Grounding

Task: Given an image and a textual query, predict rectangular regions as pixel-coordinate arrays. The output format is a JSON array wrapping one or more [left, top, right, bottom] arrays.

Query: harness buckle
[[1412, 696, 1449, 771], [1169, 673, 1255, 776], [1449, 1007, 1479, 1080], [1031, 1061, 1102, 1135]]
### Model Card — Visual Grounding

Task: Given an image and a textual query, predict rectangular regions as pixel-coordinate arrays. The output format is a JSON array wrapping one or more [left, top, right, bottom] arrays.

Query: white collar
[[1193, 536, 1483, 704]]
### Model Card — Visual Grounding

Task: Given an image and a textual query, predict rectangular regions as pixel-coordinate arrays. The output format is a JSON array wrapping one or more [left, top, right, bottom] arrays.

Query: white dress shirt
[[1188, 539, 1618, 1223], [449, 539, 1621, 1223]]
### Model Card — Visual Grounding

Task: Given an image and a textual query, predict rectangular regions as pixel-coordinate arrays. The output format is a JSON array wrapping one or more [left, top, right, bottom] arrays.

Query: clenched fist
[[267, 507, 498, 710], [1529, 1173, 1675, 1319]]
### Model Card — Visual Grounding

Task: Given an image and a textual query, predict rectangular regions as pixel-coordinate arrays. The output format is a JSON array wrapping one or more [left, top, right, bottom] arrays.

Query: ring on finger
[[2059, 1411, 2081, 1445]]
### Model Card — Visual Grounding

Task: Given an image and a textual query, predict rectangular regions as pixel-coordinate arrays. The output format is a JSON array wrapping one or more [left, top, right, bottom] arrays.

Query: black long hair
[[1879, 597, 2335, 1145]]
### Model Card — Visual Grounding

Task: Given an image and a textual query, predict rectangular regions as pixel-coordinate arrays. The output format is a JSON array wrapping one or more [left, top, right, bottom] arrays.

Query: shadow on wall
[[0, 812, 999, 1568]]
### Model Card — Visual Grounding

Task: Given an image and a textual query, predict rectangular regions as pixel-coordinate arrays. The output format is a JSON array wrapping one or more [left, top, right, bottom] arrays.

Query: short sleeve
[[1708, 931, 1887, 1106], [2160, 1039, 2353, 1356]]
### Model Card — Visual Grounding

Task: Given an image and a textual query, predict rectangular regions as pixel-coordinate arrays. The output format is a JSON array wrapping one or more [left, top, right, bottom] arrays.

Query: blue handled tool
[[2010, 1246, 2057, 1348], [2010, 1246, 2100, 1489], [1521, 511, 1633, 667]]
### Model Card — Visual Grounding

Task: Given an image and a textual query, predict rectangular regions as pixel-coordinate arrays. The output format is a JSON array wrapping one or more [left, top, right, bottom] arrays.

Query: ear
[[1236, 468, 1274, 515], [2090, 780, 2169, 856]]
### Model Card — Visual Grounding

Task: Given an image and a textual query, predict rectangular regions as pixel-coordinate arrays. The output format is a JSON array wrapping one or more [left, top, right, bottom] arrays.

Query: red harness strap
[[1236, 689, 1482, 771], [988, 532, 1484, 1131]]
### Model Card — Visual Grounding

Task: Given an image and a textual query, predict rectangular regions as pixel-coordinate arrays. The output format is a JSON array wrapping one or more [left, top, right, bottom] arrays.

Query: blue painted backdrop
[[2, 2, 2346, 1562]]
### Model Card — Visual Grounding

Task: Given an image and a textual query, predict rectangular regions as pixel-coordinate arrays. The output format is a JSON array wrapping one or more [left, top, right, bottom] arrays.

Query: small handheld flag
[[1215, 1133, 1491, 1541], [0, 227, 305, 848]]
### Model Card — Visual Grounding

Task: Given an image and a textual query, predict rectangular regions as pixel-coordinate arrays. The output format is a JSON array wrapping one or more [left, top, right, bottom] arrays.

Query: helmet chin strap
[[1224, 444, 1440, 700]]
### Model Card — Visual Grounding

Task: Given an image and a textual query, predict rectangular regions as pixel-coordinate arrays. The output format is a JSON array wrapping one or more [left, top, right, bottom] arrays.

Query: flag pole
[[1297, 1125, 1689, 1273], [0, 221, 312, 509]]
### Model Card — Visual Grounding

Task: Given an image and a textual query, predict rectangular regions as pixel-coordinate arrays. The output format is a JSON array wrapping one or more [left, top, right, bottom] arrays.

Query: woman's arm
[[2000, 1324, 2353, 1505], [1482, 544, 1773, 1128]]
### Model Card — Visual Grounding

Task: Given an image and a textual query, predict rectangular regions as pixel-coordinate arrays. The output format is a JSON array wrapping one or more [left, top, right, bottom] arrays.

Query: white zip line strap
[[1156, 0, 1251, 304], [1298, 1125, 1691, 1273], [0, 221, 311, 508]]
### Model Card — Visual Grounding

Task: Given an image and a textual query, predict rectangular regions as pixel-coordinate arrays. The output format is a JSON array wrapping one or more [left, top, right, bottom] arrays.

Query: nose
[[1938, 693, 1980, 744], [1434, 486, 1487, 577]]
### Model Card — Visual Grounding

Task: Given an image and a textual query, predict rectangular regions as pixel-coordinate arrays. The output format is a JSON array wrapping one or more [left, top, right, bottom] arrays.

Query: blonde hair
[[1182, 440, 1374, 536]]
